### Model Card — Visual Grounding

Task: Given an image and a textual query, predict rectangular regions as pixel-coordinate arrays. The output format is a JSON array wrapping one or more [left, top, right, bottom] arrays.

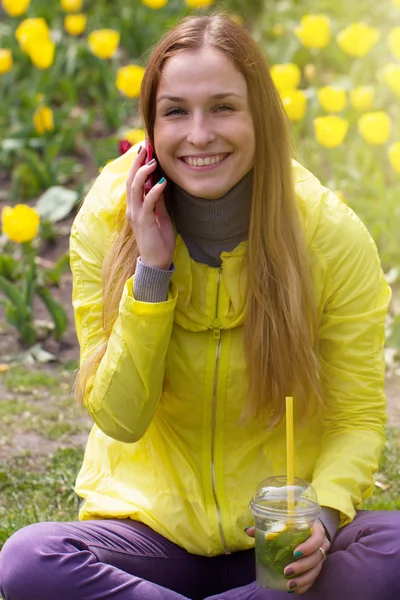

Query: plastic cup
[[249, 476, 321, 591]]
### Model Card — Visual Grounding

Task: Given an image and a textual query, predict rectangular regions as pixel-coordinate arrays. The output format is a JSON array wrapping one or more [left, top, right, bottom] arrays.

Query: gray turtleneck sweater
[[132, 172, 339, 543]]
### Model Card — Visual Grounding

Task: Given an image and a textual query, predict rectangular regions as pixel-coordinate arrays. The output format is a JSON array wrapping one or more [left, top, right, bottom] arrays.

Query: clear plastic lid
[[249, 476, 321, 520]]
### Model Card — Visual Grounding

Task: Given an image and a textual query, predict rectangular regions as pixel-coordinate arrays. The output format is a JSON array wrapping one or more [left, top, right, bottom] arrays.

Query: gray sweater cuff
[[133, 257, 175, 303], [319, 506, 340, 543]]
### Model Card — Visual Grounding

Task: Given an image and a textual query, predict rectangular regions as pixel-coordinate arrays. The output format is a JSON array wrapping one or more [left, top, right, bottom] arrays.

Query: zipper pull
[[212, 317, 221, 339]]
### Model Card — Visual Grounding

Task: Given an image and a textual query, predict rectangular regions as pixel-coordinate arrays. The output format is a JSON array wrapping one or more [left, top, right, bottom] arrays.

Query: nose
[[186, 113, 216, 147]]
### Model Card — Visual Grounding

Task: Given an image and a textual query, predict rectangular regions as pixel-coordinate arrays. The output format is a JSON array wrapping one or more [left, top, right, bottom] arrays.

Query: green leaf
[[24, 246, 36, 310], [36, 286, 68, 340], [19, 147, 52, 188], [36, 186, 79, 223], [44, 253, 70, 286], [0, 255, 19, 281], [5, 304, 21, 328], [0, 276, 30, 319]]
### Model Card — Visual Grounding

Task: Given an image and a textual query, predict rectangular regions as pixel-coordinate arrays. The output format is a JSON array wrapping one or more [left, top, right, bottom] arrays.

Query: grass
[[2, 367, 60, 390], [0, 447, 84, 549], [0, 365, 90, 448], [364, 428, 400, 510]]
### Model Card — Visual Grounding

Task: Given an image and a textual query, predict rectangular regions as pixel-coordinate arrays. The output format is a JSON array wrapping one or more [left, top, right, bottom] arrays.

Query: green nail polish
[[293, 550, 303, 559], [158, 177, 166, 184]]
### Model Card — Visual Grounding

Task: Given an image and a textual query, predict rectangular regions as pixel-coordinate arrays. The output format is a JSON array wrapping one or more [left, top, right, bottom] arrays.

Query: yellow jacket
[[71, 147, 390, 556]]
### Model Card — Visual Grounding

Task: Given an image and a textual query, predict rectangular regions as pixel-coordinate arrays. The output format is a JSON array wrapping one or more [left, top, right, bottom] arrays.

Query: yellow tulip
[[388, 142, 400, 173], [358, 111, 391, 145], [124, 128, 146, 145], [349, 86, 374, 111], [116, 64, 145, 98], [294, 15, 331, 49], [64, 14, 87, 36], [317, 86, 347, 113], [61, 0, 82, 11], [15, 18, 50, 53], [1, 205, 40, 243], [33, 106, 54, 134], [184, 0, 214, 7], [389, 27, 400, 60], [0, 49, 13, 75], [88, 29, 120, 60], [280, 89, 307, 122], [27, 38, 55, 70], [382, 63, 400, 95], [336, 23, 379, 58], [270, 63, 301, 92], [141, 0, 168, 8], [1, 0, 30, 17], [314, 116, 349, 148]]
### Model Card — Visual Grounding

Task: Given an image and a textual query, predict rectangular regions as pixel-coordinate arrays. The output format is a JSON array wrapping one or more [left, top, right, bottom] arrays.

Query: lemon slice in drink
[[265, 521, 288, 540]]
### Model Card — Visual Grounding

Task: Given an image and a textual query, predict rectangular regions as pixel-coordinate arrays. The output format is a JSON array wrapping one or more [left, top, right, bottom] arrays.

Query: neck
[[170, 170, 253, 242]]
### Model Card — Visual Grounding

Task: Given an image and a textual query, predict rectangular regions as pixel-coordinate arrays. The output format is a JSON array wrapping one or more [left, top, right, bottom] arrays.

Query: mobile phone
[[144, 136, 155, 195]]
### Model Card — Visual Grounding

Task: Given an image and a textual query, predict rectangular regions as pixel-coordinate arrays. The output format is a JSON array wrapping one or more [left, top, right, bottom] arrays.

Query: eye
[[214, 104, 235, 112], [164, 107, 186, 116]]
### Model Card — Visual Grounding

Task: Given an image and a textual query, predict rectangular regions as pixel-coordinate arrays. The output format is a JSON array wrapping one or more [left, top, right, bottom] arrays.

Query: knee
[[0, 522, 63, 600]]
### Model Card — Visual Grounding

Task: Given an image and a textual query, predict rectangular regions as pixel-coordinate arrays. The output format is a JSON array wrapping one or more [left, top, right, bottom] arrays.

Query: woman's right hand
[[126, 146, 176, 270]]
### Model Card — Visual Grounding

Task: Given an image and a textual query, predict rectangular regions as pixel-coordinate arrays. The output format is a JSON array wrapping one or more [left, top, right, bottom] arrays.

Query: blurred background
[[0, 0, 400, 549]]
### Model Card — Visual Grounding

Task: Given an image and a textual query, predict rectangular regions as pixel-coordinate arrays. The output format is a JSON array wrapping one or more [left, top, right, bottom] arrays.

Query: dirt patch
[[9, 430, 88, 460]]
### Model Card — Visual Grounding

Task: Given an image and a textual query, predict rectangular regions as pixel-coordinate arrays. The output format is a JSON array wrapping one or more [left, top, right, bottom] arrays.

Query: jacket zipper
[[211, 266, 230, 554]]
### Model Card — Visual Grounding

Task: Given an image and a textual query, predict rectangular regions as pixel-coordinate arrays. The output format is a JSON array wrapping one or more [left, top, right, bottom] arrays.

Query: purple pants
[[0, 511, 399, 600]]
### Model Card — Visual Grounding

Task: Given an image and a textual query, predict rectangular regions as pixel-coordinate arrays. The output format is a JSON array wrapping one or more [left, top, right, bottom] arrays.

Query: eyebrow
[[156, 92, 242, 103]]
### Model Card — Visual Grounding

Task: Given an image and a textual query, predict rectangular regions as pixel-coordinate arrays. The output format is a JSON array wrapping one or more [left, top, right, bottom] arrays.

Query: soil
[[0, 213, 400, 465]]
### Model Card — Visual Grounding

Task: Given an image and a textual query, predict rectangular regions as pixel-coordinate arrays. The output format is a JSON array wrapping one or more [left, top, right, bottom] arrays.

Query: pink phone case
[[144, 137, 154, 195]]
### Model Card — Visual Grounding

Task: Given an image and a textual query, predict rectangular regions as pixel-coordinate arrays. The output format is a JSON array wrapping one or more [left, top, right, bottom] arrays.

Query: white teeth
[[184, 154, 226, 167]]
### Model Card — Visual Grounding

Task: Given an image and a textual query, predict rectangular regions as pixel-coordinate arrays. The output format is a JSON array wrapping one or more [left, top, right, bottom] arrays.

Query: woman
[[0, 13, 398, 600]]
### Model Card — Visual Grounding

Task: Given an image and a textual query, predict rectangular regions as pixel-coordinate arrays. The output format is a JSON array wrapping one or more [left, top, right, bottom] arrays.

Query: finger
[[141, 177, 167, 217], [293, 522, 326, 558], [284, 548, 322, 578], [127, 159, 159, 215], [126, 145, 146, 190], [244, 527, 255, 538], [286, 562, 323, 594]]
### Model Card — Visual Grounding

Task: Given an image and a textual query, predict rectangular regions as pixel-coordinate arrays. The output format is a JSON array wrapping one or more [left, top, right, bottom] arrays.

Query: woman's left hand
[[245, 520, 330, 594]]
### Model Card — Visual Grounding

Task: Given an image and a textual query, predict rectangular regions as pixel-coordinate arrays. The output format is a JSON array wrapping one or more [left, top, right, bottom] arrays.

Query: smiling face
[[153, 46, 256, 199]]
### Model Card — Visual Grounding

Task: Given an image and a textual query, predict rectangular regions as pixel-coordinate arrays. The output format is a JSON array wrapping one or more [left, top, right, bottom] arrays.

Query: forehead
[[157, 47, 247, 98]]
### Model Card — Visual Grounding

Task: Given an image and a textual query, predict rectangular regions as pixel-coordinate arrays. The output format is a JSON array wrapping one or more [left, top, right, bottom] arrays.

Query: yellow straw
[[285, 396, 295, 519]]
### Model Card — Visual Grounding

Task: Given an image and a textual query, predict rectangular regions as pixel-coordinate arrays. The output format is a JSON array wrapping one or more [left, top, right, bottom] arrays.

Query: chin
[[183, 180, 232, 199]]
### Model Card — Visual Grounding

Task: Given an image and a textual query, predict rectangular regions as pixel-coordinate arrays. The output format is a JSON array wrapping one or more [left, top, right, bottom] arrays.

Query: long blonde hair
[[75, 14, 321, 426]]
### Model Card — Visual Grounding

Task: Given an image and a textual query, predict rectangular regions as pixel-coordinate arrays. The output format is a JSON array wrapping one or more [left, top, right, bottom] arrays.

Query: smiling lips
[[181, 154, 229, 167]]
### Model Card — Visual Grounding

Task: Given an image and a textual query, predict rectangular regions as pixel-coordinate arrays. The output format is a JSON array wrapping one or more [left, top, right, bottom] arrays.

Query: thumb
[[245, 526, 255, 537]]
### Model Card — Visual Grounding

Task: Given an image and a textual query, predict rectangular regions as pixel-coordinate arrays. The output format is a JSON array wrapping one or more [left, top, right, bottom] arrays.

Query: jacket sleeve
[[310, 204, 391, 527], [70, 170, 178, 444]]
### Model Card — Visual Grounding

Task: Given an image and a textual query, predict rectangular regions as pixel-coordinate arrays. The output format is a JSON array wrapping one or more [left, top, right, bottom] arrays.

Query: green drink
[[249, 477, 320, 591]]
